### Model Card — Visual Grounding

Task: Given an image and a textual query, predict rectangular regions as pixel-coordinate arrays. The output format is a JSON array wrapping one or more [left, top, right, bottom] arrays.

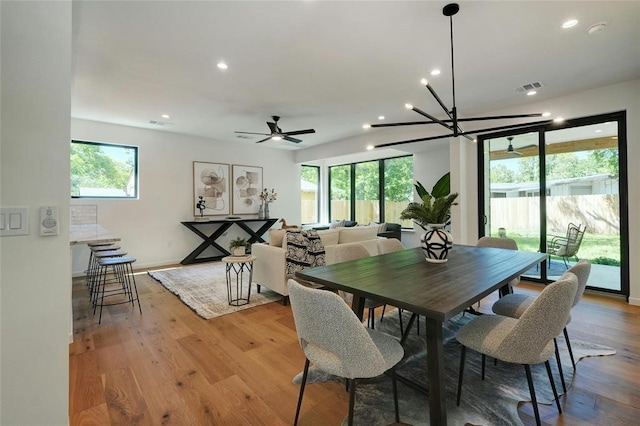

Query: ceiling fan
[[368, 3, 551, 149], [235, 116, 316, 144], [505, 136, 537, 156]]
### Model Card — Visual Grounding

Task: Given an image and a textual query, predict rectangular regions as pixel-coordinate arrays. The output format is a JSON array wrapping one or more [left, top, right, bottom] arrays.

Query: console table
[[180, 218, 277, 264]]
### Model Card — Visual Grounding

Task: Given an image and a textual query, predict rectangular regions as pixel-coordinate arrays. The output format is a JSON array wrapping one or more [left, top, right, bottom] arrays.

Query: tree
[[590, 148, 618, 176], [70, 143, 133, 196], [490, 163, 516, 183]]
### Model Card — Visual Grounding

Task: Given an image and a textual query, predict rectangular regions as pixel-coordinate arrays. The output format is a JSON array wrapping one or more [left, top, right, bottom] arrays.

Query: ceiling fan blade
[[283, 136, 303, 143], [235, 131, 270, 136], [285, 129, 315, 136], [456, 113, 544, 122], [371, 121, 437, 128], [255, 137, 272, 144], [267, 122, 278, 133]]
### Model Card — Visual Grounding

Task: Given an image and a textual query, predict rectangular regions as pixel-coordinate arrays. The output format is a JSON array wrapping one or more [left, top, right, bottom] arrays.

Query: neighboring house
[[490, 174, 619, 198]]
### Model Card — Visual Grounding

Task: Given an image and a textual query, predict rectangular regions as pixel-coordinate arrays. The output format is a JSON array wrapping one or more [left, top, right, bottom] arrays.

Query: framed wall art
[[232, 164, 262, 215], [193, 162, 230, 216]]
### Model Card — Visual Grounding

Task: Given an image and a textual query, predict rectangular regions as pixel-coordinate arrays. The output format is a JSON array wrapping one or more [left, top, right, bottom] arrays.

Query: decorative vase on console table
[[258, 203, 265, 220], [264, 202, 270, 219], [421, 224, 453, 263]]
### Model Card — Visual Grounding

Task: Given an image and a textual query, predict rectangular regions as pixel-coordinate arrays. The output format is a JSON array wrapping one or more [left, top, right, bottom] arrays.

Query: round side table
[[221, 255, 256, 306]]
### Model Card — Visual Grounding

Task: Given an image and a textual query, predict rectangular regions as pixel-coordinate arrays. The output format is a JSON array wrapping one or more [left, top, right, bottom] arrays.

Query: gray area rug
[[148, 262, 281, 319], [293, 309, 615, 425]]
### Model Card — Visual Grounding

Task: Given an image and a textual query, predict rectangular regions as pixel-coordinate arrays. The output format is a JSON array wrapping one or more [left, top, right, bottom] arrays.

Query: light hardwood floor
[[69, 265, 640, 425]]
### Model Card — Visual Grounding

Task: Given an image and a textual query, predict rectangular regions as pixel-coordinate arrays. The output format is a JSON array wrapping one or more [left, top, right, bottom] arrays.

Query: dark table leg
[[425, 317, 447, 425]]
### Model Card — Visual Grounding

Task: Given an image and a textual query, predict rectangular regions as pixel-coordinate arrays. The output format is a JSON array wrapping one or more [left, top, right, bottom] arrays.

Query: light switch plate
[[0, 207, 29, 236]]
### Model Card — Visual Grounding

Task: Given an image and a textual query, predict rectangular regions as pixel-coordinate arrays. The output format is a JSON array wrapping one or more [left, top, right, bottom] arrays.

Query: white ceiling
[[71, 1, 640, 151]]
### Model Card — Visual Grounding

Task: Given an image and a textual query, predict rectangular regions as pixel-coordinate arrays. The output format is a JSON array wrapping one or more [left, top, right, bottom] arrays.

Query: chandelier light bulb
[[405, 103, 414, 110], [420, 78, 428, 86], [366, 145, 374, 150], [542, 112, 551, 117], [362, 123, 371, 129]]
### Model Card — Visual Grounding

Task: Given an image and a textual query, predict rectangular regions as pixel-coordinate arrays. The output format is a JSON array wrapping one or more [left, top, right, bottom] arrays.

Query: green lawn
[[495, 231, 621, 265]]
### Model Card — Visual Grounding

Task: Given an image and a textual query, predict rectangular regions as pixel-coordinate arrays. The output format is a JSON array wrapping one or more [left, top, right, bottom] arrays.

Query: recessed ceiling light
[[216, 61, 228, 70], [595, 129, 603, 133], [542, 112, 551, 117], [366, 145, 374, 151], [554, 117, 565, 123], [526, 90, 537, 96], [362, 123, 371, 129], [161, 114, 171, 119], [562, 19, 578, 29], [378, 116, 385, 120], [430, 69, 441, 76]]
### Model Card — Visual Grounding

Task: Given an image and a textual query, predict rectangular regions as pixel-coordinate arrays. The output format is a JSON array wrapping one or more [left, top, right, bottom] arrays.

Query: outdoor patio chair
[[547, 223, 586, 268]]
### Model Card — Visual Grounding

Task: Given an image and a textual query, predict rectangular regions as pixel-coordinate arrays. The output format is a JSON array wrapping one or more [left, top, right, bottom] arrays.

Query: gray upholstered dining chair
[[476, 236, 520, 294], [456, 272, 578, 426], [287, 279, 404, 426], [378, 238, 406, 254], [492, 260, 592, 392], [333, 244, 385, 328]]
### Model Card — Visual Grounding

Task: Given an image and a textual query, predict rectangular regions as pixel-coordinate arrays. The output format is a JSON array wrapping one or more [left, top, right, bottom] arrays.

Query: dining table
[[295, 244, 546, 426]]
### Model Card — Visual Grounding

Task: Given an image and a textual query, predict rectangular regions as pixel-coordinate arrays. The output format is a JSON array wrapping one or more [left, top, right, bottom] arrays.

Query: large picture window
[[301, 165, 320, 224], [71, 140, 138, 198], [329, 155, 413, 227]]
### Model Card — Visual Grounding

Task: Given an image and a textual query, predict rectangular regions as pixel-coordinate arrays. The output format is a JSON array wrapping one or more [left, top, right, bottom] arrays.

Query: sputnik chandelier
[[366, 3, 551, 149]]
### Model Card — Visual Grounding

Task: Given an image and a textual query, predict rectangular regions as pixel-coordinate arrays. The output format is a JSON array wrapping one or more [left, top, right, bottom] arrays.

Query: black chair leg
[[564, 327, 576, 368], [398, 308, 404, 337], [456, 346, 466, 406], [348, 378, 356, 426], [391, 369, 400, 423], [554, 337, 567, 393], [380, 304, 387, 322], [294, 358, 310, 425], [545, 360, 563, 414], [524, 364, 541, 426]]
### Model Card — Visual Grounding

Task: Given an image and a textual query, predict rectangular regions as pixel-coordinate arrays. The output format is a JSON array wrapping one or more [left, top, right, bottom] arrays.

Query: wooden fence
[[490, 194, 619, 235]]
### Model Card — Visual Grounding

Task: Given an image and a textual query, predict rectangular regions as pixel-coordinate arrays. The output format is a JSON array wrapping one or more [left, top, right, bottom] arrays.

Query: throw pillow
[[338, 226, 378, 244], [329, 219, 345, 229]]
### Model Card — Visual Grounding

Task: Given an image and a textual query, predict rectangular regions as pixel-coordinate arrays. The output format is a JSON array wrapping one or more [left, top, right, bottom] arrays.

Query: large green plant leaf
[[431, 172, 451, 198]]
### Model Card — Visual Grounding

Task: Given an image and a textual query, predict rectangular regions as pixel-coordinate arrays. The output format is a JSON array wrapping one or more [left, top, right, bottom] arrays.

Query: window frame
[[328, 154, 413, 227], [300, 164, 320, 225], [71, 139, 139, 199]]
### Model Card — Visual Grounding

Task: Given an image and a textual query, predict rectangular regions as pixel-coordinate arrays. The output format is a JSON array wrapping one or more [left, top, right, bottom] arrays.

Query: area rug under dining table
[[293, 308, 616, 426], [148, 262, 281, 319]]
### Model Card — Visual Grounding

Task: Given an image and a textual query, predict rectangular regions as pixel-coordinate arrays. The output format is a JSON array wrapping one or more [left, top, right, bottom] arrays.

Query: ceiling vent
[[148, 120, 174, 126], [515, 81, 544, 93]]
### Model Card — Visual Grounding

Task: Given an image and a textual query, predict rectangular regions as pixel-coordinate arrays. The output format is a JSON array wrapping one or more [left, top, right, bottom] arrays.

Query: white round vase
[[420, 224, 453, 263]]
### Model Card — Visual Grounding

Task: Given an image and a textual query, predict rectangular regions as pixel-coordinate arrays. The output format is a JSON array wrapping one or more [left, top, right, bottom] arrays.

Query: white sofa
[[251, 226, 387, 304]]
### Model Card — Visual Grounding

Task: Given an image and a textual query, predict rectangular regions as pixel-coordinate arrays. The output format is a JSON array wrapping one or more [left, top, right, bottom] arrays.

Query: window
[[329, 155, 413, 227], [71, 140, 138, 198], [355, 161, 380, 224], [329, 164, 351, 222], [301, 165, 320, 224]]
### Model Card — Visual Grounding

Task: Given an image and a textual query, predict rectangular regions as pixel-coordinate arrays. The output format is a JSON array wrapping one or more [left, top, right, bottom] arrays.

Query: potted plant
[[400, 172, 459, 263], [229, 236, 248, 256]]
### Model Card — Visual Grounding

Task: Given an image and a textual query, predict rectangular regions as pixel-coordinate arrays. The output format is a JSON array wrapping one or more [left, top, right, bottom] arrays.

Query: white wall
[[70, 119, 300, 274], [0, 2, 72, 424]]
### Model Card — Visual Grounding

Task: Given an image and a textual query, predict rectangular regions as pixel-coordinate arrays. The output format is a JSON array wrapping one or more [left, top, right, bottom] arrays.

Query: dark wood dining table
[[295, 244, 546, 425]]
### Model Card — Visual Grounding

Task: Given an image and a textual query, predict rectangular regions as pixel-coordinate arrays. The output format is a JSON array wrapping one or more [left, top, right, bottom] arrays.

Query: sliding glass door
[[479, 112, 628, 296]]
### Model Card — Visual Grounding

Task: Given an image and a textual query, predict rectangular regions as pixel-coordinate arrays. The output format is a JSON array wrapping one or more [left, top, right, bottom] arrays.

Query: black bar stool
[[89, 249, 127, 303], [94, 255, 142, 324]]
